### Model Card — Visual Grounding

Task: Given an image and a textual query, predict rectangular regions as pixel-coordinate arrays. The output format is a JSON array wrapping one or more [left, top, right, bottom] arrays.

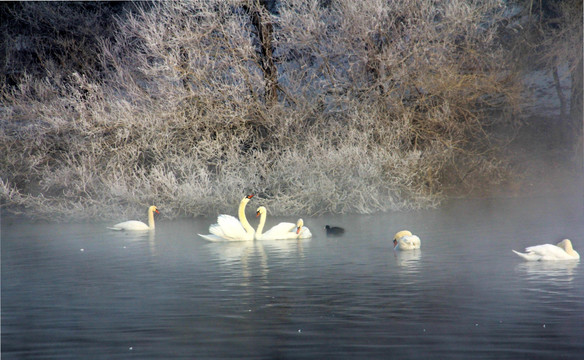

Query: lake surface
[[2, 195, 583, 359]]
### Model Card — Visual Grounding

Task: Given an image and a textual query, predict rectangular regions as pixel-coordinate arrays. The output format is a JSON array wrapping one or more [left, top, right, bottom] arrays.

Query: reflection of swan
[[207, 242, 256, 266], [199, 195, 255, 241], [261, 237, 310, 258], [255, 206, 312, 240], [109, 227, 158, 256], [108, 205, 159, 231], [395, 249, 421, 271], [515, 260, 579, 282], [206, 241, 269, 287], [393, 230, 421, 250], [512, 239, 580, 261], [148, 230, 156, 256]]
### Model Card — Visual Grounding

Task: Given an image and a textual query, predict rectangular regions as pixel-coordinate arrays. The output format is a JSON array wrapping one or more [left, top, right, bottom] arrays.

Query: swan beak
[[393, 239, 397, 247], [247, 194, 254, 199], [256, 211, 261, 218], [296, 226, 301, 234], [154, 209, 160, 214]]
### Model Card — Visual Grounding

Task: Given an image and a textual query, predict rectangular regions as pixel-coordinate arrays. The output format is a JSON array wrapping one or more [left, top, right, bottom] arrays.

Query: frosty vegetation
[[0, 0, 580, 220]]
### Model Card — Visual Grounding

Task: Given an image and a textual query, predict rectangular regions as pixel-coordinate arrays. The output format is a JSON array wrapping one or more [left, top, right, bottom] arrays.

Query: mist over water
[[2, 193, 583, 359]]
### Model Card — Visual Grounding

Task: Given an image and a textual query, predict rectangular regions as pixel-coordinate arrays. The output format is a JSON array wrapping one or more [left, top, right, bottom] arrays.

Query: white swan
[[393, 230, 421, 250], [108, 205, 159, 231], [255, 206, 312, 240], [198, 195, 255, 241], [513, 239, 580, 261]]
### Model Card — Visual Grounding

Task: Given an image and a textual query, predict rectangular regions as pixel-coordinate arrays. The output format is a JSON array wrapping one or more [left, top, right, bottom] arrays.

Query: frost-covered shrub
[[1, 0, 520, 220]]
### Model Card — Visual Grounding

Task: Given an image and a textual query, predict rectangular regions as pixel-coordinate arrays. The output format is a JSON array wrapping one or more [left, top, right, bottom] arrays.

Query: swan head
[[149, 205, 160, 214], [243, 194, 254, 205], [393, 230, 413, 246], [296, 219, 304, 234], [256, 206, 267, 217]]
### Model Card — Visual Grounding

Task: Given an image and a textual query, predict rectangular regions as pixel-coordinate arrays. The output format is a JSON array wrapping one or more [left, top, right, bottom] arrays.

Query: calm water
[[2, 195, 584, 359]]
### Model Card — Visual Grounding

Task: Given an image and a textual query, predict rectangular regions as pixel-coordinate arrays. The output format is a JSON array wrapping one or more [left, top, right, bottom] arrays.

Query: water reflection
[[394, 249, 422, 274], [260, 238, 310, 259], [206, 241, 269, 287], [515, 260, 580, 307], [108, 229, 157, 256], [515, 260, 579, 283]]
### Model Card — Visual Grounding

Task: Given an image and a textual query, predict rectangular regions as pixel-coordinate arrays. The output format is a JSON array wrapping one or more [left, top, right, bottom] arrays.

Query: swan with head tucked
[[108, 205, 159, 231], [255, 206, 312, 240], [198, 195, 255, 241], [513, 239, 580, 261], [393, 230, 421, 250]]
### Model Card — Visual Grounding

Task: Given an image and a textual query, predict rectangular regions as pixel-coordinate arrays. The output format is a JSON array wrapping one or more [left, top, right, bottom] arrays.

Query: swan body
[[393, 230, 421, 250], [108, 205, 159, 231], [513, 239, 580, 261], [199, 195, 255, 241], [325, 225, 345, 236], [255, 206, 312, 240]]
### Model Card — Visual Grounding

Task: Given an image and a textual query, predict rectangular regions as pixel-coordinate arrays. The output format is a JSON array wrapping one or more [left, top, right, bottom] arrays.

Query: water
[[2, 195, 584, 359]]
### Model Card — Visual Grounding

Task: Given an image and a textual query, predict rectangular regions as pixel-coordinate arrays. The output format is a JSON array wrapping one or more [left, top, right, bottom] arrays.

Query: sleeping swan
[[108, 205, 159, 231], [393, 230, 421, 250], [513, 239, 580, 261], [198, 195, 255, 241]]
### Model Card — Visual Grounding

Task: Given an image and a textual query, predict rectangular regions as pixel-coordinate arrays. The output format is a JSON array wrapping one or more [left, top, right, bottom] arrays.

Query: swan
[[393, 230, 421, 250], [512, 239, 580, 261], [325, 225, 345, 236], [198, 195, 255, 241], [108, 205, 159, 231], [255, 206, 312, 240]]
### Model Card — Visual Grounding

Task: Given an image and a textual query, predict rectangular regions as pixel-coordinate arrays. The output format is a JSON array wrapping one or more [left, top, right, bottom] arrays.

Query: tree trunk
[[570, 56, 583, 126], [246, 0, 279, 106]]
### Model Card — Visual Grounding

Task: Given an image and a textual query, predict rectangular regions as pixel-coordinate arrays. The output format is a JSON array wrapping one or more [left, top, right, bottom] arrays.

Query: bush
[[1, 0, 520, 220]]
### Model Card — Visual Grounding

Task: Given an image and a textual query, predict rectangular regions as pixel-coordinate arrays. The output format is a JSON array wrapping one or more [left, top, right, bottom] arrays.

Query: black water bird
[[325, 225, 345, 237]]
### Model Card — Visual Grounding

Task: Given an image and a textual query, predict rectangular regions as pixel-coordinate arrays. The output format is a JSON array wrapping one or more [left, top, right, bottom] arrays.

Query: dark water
[[2, 195, 584, 359]]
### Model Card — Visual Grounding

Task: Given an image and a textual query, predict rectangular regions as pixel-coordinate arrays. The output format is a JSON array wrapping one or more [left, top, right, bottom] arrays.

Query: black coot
[[325, 225, 345, 237]]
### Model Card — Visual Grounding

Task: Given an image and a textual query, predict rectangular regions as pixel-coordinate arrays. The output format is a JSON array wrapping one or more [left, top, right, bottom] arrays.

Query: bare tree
[[244, 0, 279, 105]]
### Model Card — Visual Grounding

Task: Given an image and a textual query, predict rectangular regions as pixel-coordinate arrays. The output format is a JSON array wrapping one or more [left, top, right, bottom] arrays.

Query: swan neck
[[256, 210, 266, 237], [148, 208, 155, 229], [238, 198, 254, 234]]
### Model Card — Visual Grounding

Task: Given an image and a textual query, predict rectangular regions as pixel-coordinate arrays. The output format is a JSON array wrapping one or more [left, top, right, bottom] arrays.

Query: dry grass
[[1, 0, 523, 220]]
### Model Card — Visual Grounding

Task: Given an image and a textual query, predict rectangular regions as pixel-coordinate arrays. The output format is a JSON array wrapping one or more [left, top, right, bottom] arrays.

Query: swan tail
[[512, 249, 539, 261], [107, 227, 122, 231], [198, 233, 225, 242]]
